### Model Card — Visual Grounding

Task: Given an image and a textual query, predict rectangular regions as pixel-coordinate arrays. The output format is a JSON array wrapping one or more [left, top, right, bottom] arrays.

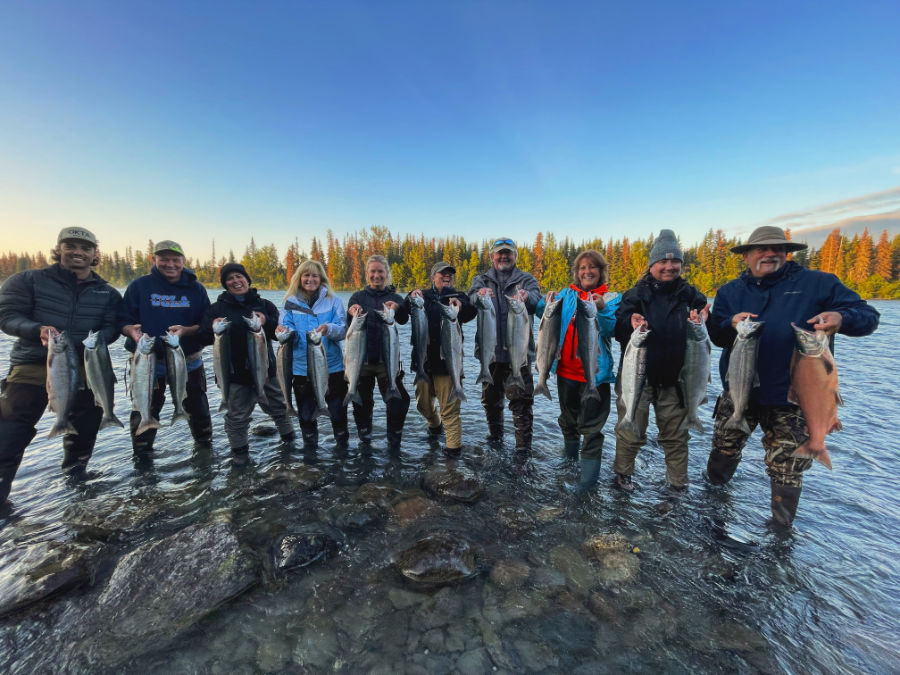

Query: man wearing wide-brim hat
[[706, 225, 880, 527], [119, 239, 213, 458], [0, 227, 123, 507]]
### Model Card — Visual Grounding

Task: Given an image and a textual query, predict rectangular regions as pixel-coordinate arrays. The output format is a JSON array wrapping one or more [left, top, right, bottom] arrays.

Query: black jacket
[[199, 289, 279, 385], [405, 286, 477, 376], [615, 274, 708, 387], [346, 285, 409, 365], [0, 264, 122, 366]]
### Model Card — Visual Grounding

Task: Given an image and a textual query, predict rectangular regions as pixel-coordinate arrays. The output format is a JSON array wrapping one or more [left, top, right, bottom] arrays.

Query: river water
[[0, 292, 897, 672]]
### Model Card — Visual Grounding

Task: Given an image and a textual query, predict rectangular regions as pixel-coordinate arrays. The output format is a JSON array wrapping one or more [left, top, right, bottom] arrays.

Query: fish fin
[[534, 381, 552, 400], [316, 406, 329, 419], [219, 400, 229, 412], [786, 387, 799, 405], [414, 371, 430, 384], [101, 414, 125, 430], [348, 392, 363, 406], [581, 386, 601, 404], [793, 443, 833, 470], [476, 370, 493, 386], [830, 418, 843, 433], [835, 390, 844, 406], [724, 415, 751, 435], [170, 411, 187, 426], [47, 421, 78, 439], [136, 418, 162, 436], [677, 415, 704, 433], [506, 373, 526, 391]]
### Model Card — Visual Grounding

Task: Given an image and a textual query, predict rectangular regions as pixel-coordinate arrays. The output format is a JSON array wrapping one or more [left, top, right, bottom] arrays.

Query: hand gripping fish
[[788, 323, 843, 470]]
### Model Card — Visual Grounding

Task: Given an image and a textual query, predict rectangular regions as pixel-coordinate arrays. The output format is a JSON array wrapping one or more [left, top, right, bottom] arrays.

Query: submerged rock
[[63, 495, 167, 539], [489, 559, 531, 589], [391, 496, 441, 525], [535, 505, 565, 522], [394, 531, 478, 585], [80, 520, 258, 667], [496, 504, 535, 533], [272, 526, 342, 572], [582, 533, 631, 560], [257, 462, 325, 494], [356, 482, 401, 507], [547, 544, 595, 595], [328, 503, 387, 532], [422, 466, 484, 503], [251, 423, 279, 436], [595, 551, 640, 587], [0, 540, 104, 617]]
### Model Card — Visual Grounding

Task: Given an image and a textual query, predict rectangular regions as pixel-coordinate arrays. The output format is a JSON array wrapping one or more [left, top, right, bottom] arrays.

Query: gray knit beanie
[[648, 229, 683, 267]]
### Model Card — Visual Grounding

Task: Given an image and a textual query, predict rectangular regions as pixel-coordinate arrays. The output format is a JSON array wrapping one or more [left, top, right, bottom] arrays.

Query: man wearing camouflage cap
[[0, 227, 122, 507], [119, 240, 212, 457], [706, 226, 879, 527]]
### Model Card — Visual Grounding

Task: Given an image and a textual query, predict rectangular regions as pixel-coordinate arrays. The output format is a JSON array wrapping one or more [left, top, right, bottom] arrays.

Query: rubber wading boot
[[0, 421, 37, 503], [563, 437, 581, 461], [189, 417, 213, 446], [615, 472, 635, 493], [230, 445, 250, 466], [333, 424, 349, 449], [300, 424, 318, 451], [387, 430, 402, 452], [706, 448, 741, 484], [573, 458, 603, 494], [770, 482, 802, 527], [280, 431, 296, 445], [357, 426, 373, 445], [427, 424, 445, 440]]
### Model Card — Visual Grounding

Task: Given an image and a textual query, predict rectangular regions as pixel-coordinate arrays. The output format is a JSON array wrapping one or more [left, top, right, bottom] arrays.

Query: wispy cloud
[[760, 186, 900, 234]]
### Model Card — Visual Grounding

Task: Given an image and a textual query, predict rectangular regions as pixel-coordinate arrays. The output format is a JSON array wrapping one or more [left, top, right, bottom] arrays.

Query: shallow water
[[1, 293, 897, 672]]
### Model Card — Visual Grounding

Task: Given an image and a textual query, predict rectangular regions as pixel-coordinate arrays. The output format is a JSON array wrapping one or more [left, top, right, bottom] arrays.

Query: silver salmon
[[343, 312, 367, 406], [244, 315, 269, 403], [534, 295, 562, 400], [409, 294, 429, 384], [161, 331, 188, 425], [788, 323, 842, 470], [129, 334, 160, 436], [83, 330, 123, 430], [439, 302, 466, 403], [505, 288, 531, 390], [678, 317, 711, 433], [617, 327, 650, 434], [276, 327, 296, 416], [724, 317, 765, 434], [575, 296, 601, 403], [306, 330, 330, 417], [213, 318, 232, 412], [474, 293, 497, 385], [374, 306, 402, 400], [46, 330, 80, 438]]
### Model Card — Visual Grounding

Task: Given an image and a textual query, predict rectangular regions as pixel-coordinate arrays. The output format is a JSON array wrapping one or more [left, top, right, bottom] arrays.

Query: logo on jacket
[[151, 293, 191, 307]]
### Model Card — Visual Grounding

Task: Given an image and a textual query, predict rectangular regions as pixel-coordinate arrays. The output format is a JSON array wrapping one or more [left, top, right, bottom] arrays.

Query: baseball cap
[[430, 261, 456, 277], [489, 238, 516, 255], [153, 240, 186, 256], [57, 227, 98, 246]]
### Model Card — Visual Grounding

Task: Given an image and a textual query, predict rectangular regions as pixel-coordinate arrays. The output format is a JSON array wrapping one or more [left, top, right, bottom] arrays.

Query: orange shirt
[[556, 284, 607, 382]]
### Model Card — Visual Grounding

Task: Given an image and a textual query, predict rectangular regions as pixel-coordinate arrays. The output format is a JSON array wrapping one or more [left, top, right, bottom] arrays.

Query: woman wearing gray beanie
[[612, 230, 709, 493]]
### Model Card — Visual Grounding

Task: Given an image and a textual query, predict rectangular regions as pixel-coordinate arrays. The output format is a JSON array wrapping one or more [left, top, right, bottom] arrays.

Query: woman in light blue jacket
[[536, 250, 620, 493], [279, 260, 348, 449]]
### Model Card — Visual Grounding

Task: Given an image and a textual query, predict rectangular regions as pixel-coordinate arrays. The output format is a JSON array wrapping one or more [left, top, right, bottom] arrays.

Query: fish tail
[[384, 387, 402, 401], [506, 373, 525, 391], [414, 371, 430, 385], [534, 381, 552, 400], [136, 417, 162, 436], [47, 420, 78, 439], [101, 413, 125, 430], [476, 370, 493, 386], [581, 385, 601, 404], [170, 410, 187, 426], [219, 400, 229, 412], [724, 414, 750, 435], [792, 442, 833, 470]]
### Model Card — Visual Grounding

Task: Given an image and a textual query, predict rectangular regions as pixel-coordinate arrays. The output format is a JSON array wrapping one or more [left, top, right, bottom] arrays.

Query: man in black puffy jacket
[[0, 227, 122, 506]]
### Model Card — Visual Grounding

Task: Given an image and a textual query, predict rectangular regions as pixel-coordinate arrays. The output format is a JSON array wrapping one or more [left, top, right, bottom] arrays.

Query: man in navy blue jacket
[[119, 240, 212, 455], [706, 226, 879, 526]]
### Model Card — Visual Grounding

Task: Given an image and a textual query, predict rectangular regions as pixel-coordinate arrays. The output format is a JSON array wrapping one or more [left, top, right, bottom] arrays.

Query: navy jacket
[[346, 285, 409, 365], [709, 262, 879, 406], [119, 267, 211, 360], [405, 286, 476, 376]]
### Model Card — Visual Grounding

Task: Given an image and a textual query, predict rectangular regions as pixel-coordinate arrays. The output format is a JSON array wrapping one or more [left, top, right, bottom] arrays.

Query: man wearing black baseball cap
[[468, 238, 541, 461], [707, 226, 879, 527], [119, 239, 212, 456], [0, 227, 122, 506]]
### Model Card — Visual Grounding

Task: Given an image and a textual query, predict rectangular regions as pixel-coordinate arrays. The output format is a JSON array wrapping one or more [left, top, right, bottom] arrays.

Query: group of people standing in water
[[0, 226, 880, 527]]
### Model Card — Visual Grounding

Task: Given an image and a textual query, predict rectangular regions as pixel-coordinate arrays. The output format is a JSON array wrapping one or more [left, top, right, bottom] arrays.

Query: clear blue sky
[[1, 0, 898, 260]]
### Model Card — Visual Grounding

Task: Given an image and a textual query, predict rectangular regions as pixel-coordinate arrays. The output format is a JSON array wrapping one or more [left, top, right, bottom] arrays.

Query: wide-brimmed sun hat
[[730, 226, 808, 254]]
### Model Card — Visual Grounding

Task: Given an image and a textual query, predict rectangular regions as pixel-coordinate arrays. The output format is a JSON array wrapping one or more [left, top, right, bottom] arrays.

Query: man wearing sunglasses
[[469, 238, 541, 459], [706, 226, 879, 527]]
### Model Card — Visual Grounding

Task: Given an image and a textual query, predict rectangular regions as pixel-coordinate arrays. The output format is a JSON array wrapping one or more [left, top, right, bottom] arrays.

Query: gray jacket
[[468, 266, 541, 364], [0, 264, 122, 367]]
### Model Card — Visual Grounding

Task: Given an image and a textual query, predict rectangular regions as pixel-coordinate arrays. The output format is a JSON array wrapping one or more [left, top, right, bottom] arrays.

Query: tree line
[[2, 226, 899, 299]]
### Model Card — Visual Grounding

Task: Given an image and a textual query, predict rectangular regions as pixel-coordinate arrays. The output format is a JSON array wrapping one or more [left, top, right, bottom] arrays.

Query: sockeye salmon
[[343, 311, 367, 406], [409, 294, 429, 384], [306, 330, 330, 418], [129, 334, 161, 436], [678, 317, 711, 433], [575, 296, 601, 403], [275, 327, 296, 416], [617, 327, 650, 434], [505, 287, 531, 390], [213, 318, 232, 412], [46, 330, 80, 438], [83, 330, 123, 430], [244, 315, 270, 403], [788, 323, 842, 470], [474, 293, 497, 385], [439, 302, 466, 403], [724, 317, 765, 434], [373, 306, 401, 400], [534, 294, 562, 400], [162, 331, 188, 425]]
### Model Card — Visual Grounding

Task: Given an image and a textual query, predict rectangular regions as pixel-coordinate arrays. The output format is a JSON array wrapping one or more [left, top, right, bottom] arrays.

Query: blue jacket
[[537, 288, 621, 385], [279, 288, 347, 375], [709, 262, 879, 406], [118, 266, 211, 366]]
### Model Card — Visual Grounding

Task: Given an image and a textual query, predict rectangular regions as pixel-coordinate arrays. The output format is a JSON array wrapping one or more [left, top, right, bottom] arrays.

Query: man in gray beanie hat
[[613, 229, 708, 494], [647, 229, 683, 268]]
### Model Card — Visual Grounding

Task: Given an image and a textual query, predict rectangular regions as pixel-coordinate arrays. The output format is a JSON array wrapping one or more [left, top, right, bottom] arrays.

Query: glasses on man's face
[[753, 245, 786, 253]]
